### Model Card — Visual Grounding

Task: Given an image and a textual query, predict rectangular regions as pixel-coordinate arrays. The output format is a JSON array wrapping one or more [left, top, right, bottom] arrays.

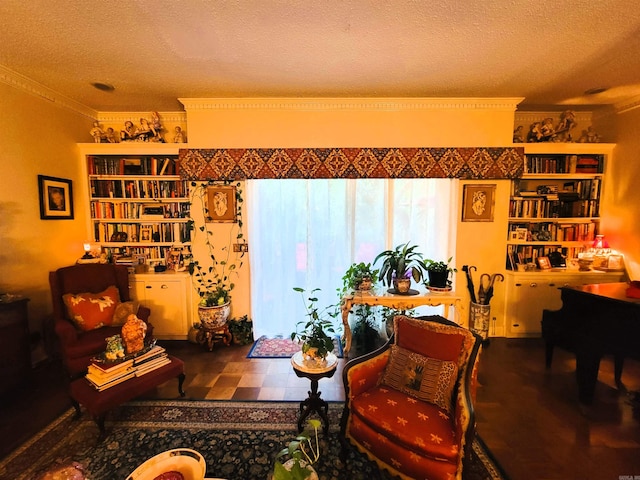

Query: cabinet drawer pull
[[146, 285, 152, 289], [548, 283, 556, 287], [161, 284, 169, 289], [529, 283, 538, 287]]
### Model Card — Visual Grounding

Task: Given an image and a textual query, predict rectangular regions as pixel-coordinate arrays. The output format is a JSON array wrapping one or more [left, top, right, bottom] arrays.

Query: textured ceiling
[[1, 0, 640, 112]]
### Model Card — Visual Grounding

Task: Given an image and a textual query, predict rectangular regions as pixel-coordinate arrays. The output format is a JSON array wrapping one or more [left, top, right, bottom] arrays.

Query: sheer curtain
[[247, 178, 456, 338]]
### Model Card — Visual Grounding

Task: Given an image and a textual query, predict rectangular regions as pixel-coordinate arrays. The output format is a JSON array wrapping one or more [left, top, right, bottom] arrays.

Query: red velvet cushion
[[63, 286, 120, 331], [351, 385, 458, 462]]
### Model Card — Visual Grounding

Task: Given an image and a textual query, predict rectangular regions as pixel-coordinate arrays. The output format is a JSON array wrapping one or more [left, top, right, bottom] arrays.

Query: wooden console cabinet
[[0, 296, 30, 396]]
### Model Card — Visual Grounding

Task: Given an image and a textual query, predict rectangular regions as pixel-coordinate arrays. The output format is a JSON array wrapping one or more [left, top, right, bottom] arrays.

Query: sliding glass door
[[247, 178, 456, 338]]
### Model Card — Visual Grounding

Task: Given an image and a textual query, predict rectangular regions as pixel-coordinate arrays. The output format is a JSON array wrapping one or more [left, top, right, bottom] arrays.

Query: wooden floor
[[1, 337, 639, 479]]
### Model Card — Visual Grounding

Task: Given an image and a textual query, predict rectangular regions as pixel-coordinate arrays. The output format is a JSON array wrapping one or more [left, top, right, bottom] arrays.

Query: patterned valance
[[178, 147, 524, 180]]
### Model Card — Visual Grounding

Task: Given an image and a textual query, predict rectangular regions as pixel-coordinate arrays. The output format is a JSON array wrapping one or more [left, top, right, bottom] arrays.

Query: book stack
[[86, 345, 171, 391]]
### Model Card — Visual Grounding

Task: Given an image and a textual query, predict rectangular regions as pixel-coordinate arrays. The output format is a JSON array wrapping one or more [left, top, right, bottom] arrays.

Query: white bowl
[[126, 448, 206, 480]]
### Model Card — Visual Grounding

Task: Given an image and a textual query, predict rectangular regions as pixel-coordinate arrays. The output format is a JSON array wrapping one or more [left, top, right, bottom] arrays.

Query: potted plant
[[227, 315, 254, 345], [424, 256, 457, 289], [340, 262, 378, 292], [291, 288, 337, 366], [273, 419, 321, 480], [373, 242, 426, 294], [186, 181, 246, 331]]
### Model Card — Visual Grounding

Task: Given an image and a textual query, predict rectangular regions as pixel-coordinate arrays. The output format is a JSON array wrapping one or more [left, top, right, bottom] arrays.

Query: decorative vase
[[302, 346, 327, 368], [198, 302, 231, 330], [393, 277, 411, 293], [280, 459, 319, 480]]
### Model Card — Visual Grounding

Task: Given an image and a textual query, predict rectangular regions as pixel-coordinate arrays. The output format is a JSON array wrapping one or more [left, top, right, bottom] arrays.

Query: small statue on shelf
[[513, 125, 524, 143], [121, 313, 147, 354], [90, 121, 106, 143], [121, 120, 136, 142], [105, 334, 125, 360], [150, 111, 165, 142], [539, 117, 556, 141], [527, 122, 543, 142], [173, 126, 186, 143], [578, 126, 601, 143], [105, 127, 117, 143], [554, 110, 577, 142]]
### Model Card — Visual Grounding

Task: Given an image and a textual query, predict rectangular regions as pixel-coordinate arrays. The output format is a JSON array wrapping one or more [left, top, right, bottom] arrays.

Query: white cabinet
[[505, 270, 624, 337], [130, 272, 193, 339]]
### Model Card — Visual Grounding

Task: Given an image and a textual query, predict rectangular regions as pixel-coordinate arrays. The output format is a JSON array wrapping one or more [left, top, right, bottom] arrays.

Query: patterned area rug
[[0, 400, 506, 480], [247, 335, 344, 358]]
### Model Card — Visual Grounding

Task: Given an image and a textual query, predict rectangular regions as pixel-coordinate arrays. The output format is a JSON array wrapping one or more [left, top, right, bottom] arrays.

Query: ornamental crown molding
[[178, 97, 524, 112], [0, 64, 97, 119], [614, 95, 640, 115], [96, 111, 187, 123], [514, 110, 593, 127]]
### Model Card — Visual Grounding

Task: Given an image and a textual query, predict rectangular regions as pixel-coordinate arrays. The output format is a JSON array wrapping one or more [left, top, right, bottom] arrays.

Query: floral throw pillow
[[380, 344, 458, 412], [62, 286, 120, 332]]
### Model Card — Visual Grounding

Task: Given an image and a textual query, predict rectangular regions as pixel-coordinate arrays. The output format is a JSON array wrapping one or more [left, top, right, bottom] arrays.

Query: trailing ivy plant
[[185, 180, 247, 307]]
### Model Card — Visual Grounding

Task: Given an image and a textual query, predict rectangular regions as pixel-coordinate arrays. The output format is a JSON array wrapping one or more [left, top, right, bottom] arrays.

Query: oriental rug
[[247, 335, 344, 358], [0, 400, 507, 480]]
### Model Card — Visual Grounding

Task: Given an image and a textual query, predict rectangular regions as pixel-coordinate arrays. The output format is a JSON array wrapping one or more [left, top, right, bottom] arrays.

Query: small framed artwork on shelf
[[140, 226, 152, 242], [462, 184, 495, 222], [38, 175, 74, 220], [206, 185, 237, 223], [536, 256, 552, 270]]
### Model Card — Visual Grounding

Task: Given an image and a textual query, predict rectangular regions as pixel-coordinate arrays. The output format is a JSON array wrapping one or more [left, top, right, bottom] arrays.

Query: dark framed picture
[[462, 184, 495, 222], [206, 185, 237, 223], [38, 175, 74, 220], [537, 256, 552, 270]]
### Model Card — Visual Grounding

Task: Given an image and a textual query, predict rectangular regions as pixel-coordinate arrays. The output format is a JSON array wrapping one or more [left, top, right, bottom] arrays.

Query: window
[[247, 178, 456, 338]]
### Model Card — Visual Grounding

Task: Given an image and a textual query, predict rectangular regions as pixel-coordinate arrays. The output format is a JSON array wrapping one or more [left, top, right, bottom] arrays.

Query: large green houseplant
[[373, 242, 426, 293], [291, 288, 337, 363]]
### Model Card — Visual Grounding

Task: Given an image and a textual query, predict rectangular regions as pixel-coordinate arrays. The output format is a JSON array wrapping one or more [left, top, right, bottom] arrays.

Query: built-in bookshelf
[[506, 144, 613, 270], [81, 145, 191, 265]]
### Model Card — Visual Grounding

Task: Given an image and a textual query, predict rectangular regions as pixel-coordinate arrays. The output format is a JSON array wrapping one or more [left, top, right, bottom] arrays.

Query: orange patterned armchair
[[340, 315, 482, 480]]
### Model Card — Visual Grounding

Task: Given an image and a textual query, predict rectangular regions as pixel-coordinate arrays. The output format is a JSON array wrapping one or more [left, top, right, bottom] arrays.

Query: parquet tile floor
[[2, 337, 640, 480]]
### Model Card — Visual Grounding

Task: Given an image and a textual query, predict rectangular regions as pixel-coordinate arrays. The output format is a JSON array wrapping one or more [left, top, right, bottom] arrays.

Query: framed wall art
[[38, 175, 74, 220], [206, 185, 237, 223], [461, 184, 495, 222]]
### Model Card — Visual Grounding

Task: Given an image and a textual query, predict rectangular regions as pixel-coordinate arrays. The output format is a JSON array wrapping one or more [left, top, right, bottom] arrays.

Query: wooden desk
[[340, 289, 463, 354]]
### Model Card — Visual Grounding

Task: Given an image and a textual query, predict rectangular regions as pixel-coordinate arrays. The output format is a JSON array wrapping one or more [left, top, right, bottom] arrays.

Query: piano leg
[[575, 351, 601, 405], [614, 355, 625, 390]]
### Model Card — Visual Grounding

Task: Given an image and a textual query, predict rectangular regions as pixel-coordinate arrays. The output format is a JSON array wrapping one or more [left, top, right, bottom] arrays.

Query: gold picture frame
[[462, 184, 496, 222], [206, 185, 237, 223]]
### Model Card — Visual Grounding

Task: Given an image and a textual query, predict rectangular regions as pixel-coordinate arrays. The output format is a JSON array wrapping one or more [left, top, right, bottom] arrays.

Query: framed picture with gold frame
[[206, 185, 237, 223], [461, 184, 496, 222], [536, 256, 552, 270]]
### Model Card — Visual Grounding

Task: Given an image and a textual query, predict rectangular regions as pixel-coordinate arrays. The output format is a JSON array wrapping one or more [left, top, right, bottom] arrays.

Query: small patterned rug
[[247, 335, 344, 358], [0, 400, 507, 480]]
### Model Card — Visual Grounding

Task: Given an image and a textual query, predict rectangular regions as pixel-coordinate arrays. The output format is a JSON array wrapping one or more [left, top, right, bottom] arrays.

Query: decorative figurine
[[105, 127, 117, 143], [121, 120, 136, 142], [554, 110, 577, 142], [513, 125, 524, 143], [121, 313, 147, 354], [539, 117, 556, 141], [173, 126, 186, 143], [150, 111, 165, 142], [105, 334, 125, 360], [136, 118, 153, 141], [578, 126, 601, 143], [90, 121, 106, 143], [527, 122, 543, 142]]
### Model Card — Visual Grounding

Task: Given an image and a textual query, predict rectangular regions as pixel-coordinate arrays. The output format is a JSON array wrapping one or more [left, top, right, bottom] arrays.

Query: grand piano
[[541, 282, 640, 405]]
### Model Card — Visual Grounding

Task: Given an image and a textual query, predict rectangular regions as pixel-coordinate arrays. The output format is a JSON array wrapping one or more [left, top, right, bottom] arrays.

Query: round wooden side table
[[291, 351, 338, 434]]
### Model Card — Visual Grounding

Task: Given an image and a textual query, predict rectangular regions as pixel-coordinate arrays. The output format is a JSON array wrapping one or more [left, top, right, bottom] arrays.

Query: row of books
[[524, 155, 604, 174], [506, 245, 588, 270], [86, 345, 171, 391], [509, 198, 599, 219], [90, 179, 188, 199], [87, 156, 179, 176], [508, 221, 598, 243], [93, 222, 190, 244], [90, 200, 189, 220]]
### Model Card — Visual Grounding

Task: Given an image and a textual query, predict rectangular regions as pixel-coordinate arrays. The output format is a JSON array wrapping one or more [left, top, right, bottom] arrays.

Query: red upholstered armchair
[[340, 315, 482, 480], [49, 264, 152, 378]]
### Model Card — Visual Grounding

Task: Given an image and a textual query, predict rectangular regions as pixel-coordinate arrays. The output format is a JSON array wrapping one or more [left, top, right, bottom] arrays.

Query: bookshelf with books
[[80, 144, 191, 266], [503, 143, 624, 338], [506, 144, 612, 271]]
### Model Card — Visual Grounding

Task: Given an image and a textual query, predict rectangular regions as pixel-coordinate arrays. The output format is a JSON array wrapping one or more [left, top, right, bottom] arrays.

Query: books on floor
[[86, 345, 170, 391]]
